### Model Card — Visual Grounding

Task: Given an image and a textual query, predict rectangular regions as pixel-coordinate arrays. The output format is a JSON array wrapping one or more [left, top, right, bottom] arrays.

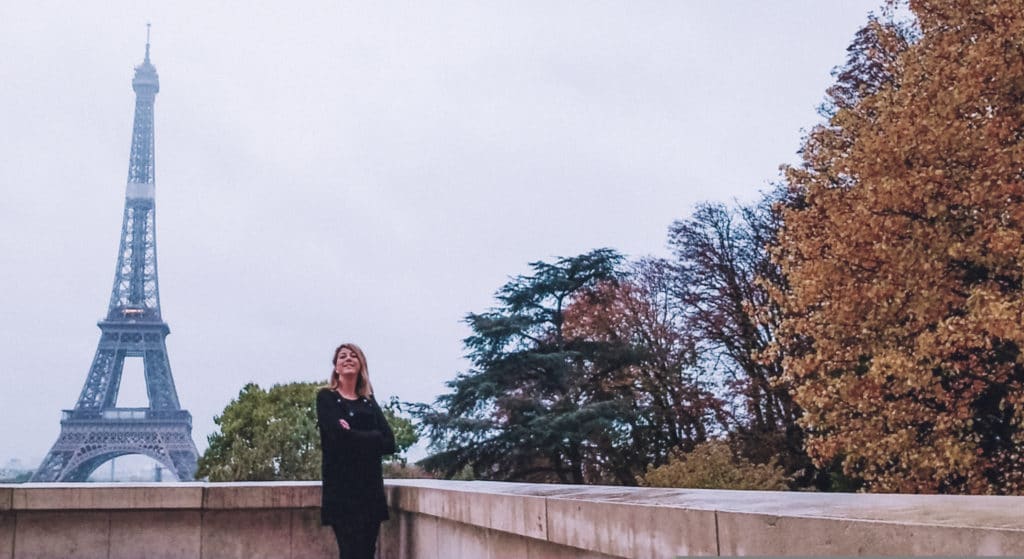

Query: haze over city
[[1, 1, 882, 470]]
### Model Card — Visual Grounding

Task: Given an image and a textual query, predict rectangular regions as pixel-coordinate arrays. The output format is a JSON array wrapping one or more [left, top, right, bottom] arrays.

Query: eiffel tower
[[32, 30, 199, 482]]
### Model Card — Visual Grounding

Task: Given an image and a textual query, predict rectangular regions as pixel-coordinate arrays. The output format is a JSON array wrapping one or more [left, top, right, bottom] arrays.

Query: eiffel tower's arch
[[65, 450, 175, 483]]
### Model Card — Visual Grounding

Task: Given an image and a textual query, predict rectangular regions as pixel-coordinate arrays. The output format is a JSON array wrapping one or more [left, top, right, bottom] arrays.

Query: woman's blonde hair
[[327, 343, 374, 397]]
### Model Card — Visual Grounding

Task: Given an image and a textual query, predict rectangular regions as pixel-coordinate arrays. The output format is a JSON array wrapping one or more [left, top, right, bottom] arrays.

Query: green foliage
[[196, 382, 418, 481], [414, 249, 639, 483], [382, 397, 419, 465], [197, 382, 321, 481], [639, 440, 789, 491]]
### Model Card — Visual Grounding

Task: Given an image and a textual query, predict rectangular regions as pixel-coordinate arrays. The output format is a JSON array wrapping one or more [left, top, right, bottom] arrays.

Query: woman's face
[[335, 348, 361, 380]]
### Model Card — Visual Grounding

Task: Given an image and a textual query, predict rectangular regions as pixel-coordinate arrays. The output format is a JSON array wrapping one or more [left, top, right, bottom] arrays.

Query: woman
[[317, 343, 396, 559]]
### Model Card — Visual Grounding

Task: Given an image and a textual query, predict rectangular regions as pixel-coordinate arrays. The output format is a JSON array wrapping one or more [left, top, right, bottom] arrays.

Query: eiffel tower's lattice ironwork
[[32, 31, 199, 482]]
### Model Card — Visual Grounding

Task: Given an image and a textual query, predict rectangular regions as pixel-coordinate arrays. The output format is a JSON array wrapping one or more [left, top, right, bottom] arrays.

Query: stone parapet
[[382, 480, 1024, 557], [12, 482, 204, 510], [0, 480, 1022, 557], [0, 482, 331, 559]]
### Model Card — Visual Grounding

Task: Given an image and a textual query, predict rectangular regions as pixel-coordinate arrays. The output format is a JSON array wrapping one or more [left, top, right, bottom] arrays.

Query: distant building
[[0, 458, 33, 482]]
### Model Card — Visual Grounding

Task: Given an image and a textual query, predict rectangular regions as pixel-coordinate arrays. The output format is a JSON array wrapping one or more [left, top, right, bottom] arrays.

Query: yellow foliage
[[774, 1, 1024, 494], [639, 441, 790, 491]]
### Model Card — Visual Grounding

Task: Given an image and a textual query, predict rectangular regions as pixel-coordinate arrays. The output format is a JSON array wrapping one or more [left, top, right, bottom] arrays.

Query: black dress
[[316, 388, 396, 526]]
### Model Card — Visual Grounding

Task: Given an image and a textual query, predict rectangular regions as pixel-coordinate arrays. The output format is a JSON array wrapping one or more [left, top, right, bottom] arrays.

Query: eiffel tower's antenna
[[145, 23, 151, 63]]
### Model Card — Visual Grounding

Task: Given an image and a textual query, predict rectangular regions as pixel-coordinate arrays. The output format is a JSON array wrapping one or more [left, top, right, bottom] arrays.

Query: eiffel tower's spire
[[128, 24, 159, 185], [112, 28, 161, 320]]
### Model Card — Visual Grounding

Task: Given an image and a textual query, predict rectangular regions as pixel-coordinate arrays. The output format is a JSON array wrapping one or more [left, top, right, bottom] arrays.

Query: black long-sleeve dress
[[316, 388, 397, 526]]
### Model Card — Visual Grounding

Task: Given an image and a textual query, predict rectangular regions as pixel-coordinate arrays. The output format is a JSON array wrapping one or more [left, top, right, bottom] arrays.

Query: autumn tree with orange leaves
[[775, 1, 1024, 493]]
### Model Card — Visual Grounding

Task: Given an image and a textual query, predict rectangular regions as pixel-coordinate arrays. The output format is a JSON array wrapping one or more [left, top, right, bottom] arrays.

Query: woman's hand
[[338, 419, 351, 430]]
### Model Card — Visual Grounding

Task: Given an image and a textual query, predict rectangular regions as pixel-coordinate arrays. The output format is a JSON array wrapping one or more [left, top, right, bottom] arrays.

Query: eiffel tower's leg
[[32, 433, 78, 482], [165, 428, 201, 480], [75, 341, 124, 412], [33, 341, 120, 482], [144, 343, 181, 410]]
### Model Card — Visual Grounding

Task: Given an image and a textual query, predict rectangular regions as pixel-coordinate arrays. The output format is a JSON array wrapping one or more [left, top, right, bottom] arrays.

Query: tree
[[561, 259, 725, 482], [382, 397, 420, 466], [820, 9, 912, 117], [775, 2, 1024, 493], [197, 382, 418, 481], [667, 197, 815, 485], [414, 249, 638, 483]]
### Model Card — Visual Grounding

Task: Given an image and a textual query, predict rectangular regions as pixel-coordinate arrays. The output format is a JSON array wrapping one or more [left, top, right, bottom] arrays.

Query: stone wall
[[2, 480, 1024, 557], [0, 482, 335, 559]]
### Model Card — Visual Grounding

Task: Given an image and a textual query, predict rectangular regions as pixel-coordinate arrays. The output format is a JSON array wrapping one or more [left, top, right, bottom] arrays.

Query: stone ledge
[[544, 496, 717, 557], [715, 510, 1024, 556], [387, 480, 1024, 531], [1, 480, 1023, 557], [202, 481, 320, 510], [384, 480, 1024, 556], [386, 482, 546, 540], [10, 483, 204, 510], [2, 482, 325, 511]]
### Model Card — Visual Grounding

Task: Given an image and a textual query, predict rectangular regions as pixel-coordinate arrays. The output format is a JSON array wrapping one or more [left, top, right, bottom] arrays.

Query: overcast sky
[[1, 1, 882, 468]]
